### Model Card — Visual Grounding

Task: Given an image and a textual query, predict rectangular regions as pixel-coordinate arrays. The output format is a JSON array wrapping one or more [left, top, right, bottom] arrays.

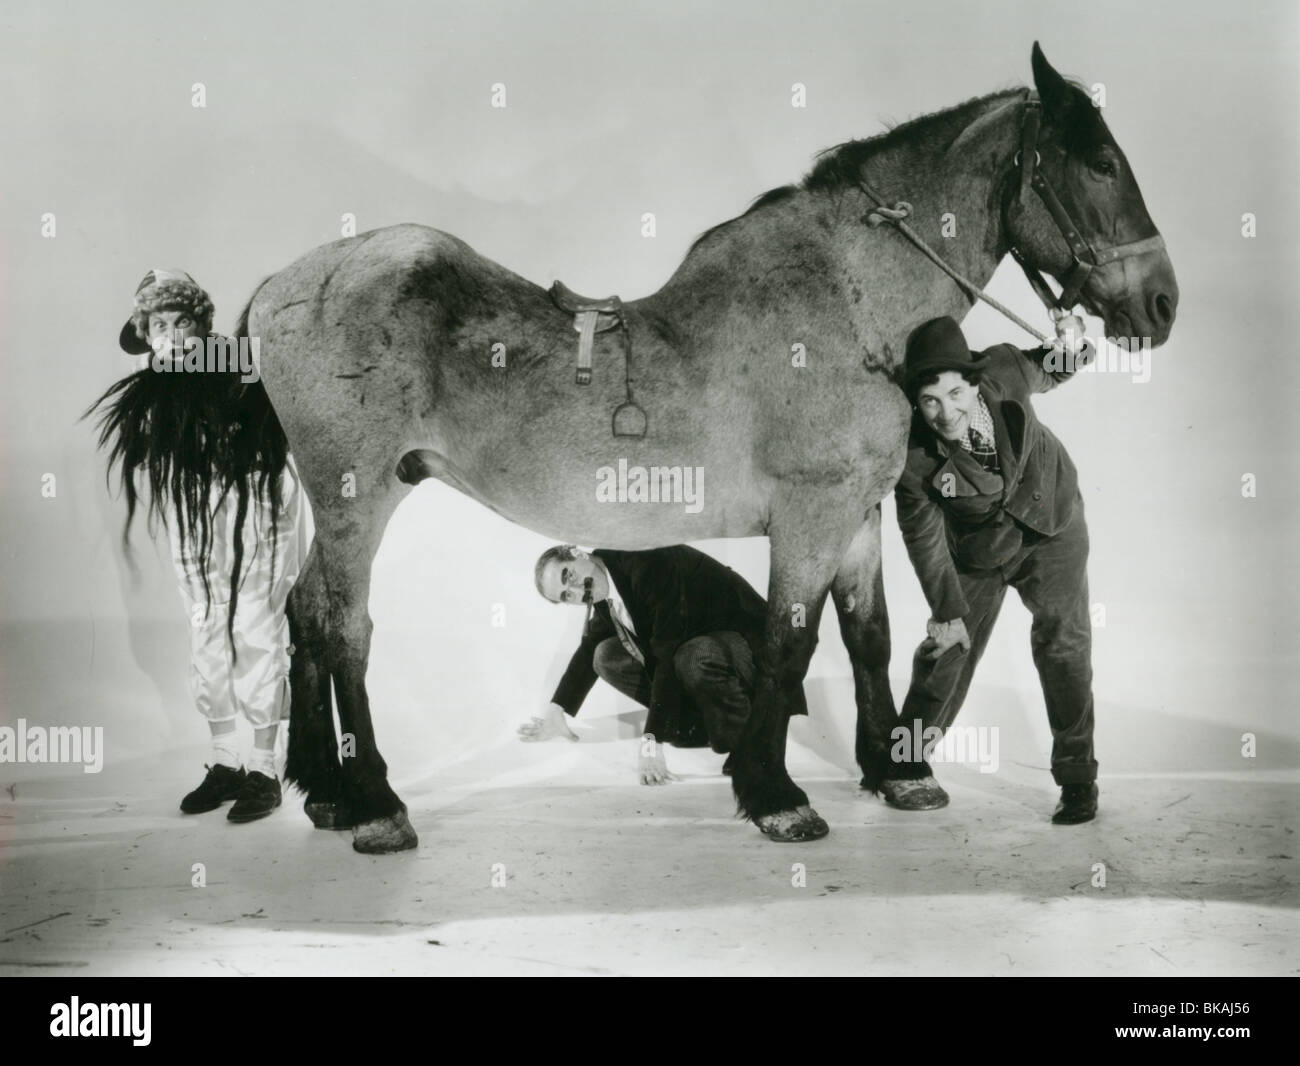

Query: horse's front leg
[[730, 487, 861, 841], [831, 504, 899, 793]]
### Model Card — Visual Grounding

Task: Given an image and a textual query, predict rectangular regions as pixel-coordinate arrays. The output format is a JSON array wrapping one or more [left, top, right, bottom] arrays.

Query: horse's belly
[[416, 446, 765, 549]]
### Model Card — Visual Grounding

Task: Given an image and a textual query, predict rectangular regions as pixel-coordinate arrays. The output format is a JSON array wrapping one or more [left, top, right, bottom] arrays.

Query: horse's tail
[[223, 273, 284, 662]]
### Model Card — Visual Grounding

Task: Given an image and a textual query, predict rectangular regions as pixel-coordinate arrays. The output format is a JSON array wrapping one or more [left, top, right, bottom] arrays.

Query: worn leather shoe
[[227, 770, 282, 823], [1052, 782, 1098, 825], [180, 763, 246, 814], [880, 775, 950, 810]]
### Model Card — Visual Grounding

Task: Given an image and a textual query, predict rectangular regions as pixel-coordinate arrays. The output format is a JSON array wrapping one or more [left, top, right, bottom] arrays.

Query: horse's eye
[[1092, 157, 1117, 178]]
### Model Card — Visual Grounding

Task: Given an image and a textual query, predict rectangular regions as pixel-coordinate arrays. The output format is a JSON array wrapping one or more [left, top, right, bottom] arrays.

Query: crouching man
[[881, 315, 1099, 824], [520, 544, 780, 785]]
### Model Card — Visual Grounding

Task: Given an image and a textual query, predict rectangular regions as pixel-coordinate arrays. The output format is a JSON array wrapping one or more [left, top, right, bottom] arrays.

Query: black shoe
[[1052, 782, 1098, 825], [180, 763, 246, 814], [227, 770, 282, 823]]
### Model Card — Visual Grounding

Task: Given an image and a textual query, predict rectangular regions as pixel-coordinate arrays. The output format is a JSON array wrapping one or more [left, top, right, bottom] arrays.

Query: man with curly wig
[[88, 269, 307, 823]]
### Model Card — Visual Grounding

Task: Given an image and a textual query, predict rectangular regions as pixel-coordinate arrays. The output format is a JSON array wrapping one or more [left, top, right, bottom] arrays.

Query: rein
[[858, 182, 1051, 343], [858, 89, 1166, 344]]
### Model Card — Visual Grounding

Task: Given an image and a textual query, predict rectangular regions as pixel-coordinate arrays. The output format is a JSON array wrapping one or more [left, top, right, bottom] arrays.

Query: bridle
[[1009, 89, 1166, 314], [857, 88, 1166, 341]]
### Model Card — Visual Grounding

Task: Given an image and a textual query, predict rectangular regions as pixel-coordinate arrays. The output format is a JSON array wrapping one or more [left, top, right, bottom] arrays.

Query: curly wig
[[127, 279, 215, 349]]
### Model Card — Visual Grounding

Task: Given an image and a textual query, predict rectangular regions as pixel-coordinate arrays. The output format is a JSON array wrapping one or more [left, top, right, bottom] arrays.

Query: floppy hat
[[903, 316, 989, 397], [118, 268, 214, 354]]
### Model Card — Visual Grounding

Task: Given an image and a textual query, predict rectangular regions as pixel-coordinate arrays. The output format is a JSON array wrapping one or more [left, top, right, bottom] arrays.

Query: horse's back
[[252, 223, 546, 391], [255, 224, 519, 311]]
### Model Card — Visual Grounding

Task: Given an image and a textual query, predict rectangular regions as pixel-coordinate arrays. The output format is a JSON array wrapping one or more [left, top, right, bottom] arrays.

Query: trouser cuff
[[1052, 763, 1098, 786]]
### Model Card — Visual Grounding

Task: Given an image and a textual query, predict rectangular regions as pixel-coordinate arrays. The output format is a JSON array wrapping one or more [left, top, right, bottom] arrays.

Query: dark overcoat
[[895, 344, 1082, 622]]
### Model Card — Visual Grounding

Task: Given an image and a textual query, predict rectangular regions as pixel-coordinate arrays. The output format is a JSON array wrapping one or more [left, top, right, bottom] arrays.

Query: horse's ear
[[1030, 41, 1073, 120]]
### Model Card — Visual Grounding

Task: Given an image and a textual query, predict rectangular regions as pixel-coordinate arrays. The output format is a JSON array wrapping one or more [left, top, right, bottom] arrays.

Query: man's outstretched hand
[[638, 735, 678, 785], [517, 702, 578, 742], [1053, 313, 1090, 362]]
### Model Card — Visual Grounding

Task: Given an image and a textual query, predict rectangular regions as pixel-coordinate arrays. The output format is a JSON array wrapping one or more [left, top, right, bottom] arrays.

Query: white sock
[[247, 746, 277, 778], [211, 731, 241, 769]]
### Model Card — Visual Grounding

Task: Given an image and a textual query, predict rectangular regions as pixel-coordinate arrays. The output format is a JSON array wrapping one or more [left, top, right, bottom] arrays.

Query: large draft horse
[[243, 44, 1177, 851]]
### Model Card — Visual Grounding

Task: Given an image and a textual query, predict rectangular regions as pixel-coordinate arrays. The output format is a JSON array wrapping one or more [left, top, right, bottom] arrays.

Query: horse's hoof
[[351, 809, 418, 853], [304, 799, 354, 830], [879, 776, 949, 811], [755, 805, 829, 842]]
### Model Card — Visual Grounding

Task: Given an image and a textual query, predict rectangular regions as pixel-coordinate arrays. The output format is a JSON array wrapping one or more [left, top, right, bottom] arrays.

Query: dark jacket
[[549, 545, 771, 743], [895, 343, 1082, 622]]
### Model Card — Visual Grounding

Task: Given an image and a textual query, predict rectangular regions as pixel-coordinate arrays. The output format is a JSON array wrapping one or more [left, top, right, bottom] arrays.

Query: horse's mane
[[688, 78, 1097, 256], [803, 88, 1025, 192]]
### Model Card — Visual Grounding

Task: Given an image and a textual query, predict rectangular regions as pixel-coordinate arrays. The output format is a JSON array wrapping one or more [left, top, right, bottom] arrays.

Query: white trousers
[[168, 459, 307, 729]]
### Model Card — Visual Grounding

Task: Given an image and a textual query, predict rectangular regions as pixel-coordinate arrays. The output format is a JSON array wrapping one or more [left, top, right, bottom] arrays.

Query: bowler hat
[[903, 316, 989, 397]]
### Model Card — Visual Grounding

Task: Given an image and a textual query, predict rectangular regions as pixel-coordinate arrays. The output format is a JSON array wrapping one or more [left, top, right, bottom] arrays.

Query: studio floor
[[1, 720, 1295, 976]]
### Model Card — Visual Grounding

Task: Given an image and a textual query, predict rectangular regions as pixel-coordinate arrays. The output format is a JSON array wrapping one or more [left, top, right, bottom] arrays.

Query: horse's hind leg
[[731, 488, 861, 841], [831, 505, 899, 793], [284, 542, 351, 829], [312, 482, 417, 854]]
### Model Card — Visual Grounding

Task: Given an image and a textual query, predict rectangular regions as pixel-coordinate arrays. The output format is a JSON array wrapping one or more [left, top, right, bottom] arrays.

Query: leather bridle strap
[[1012, 89, 1166, 313]]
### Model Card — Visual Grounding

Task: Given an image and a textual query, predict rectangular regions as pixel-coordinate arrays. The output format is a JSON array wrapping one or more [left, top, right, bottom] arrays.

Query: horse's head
[[1004, 43, 1178, 346]]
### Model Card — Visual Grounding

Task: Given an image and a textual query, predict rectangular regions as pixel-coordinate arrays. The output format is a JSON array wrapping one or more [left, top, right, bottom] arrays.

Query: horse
[[240, 43, 1177, 852]]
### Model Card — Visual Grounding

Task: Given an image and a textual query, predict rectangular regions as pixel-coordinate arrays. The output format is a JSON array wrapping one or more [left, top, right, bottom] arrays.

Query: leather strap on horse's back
[[574, 310, 599, 385], [550, 281, 646, 437]]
